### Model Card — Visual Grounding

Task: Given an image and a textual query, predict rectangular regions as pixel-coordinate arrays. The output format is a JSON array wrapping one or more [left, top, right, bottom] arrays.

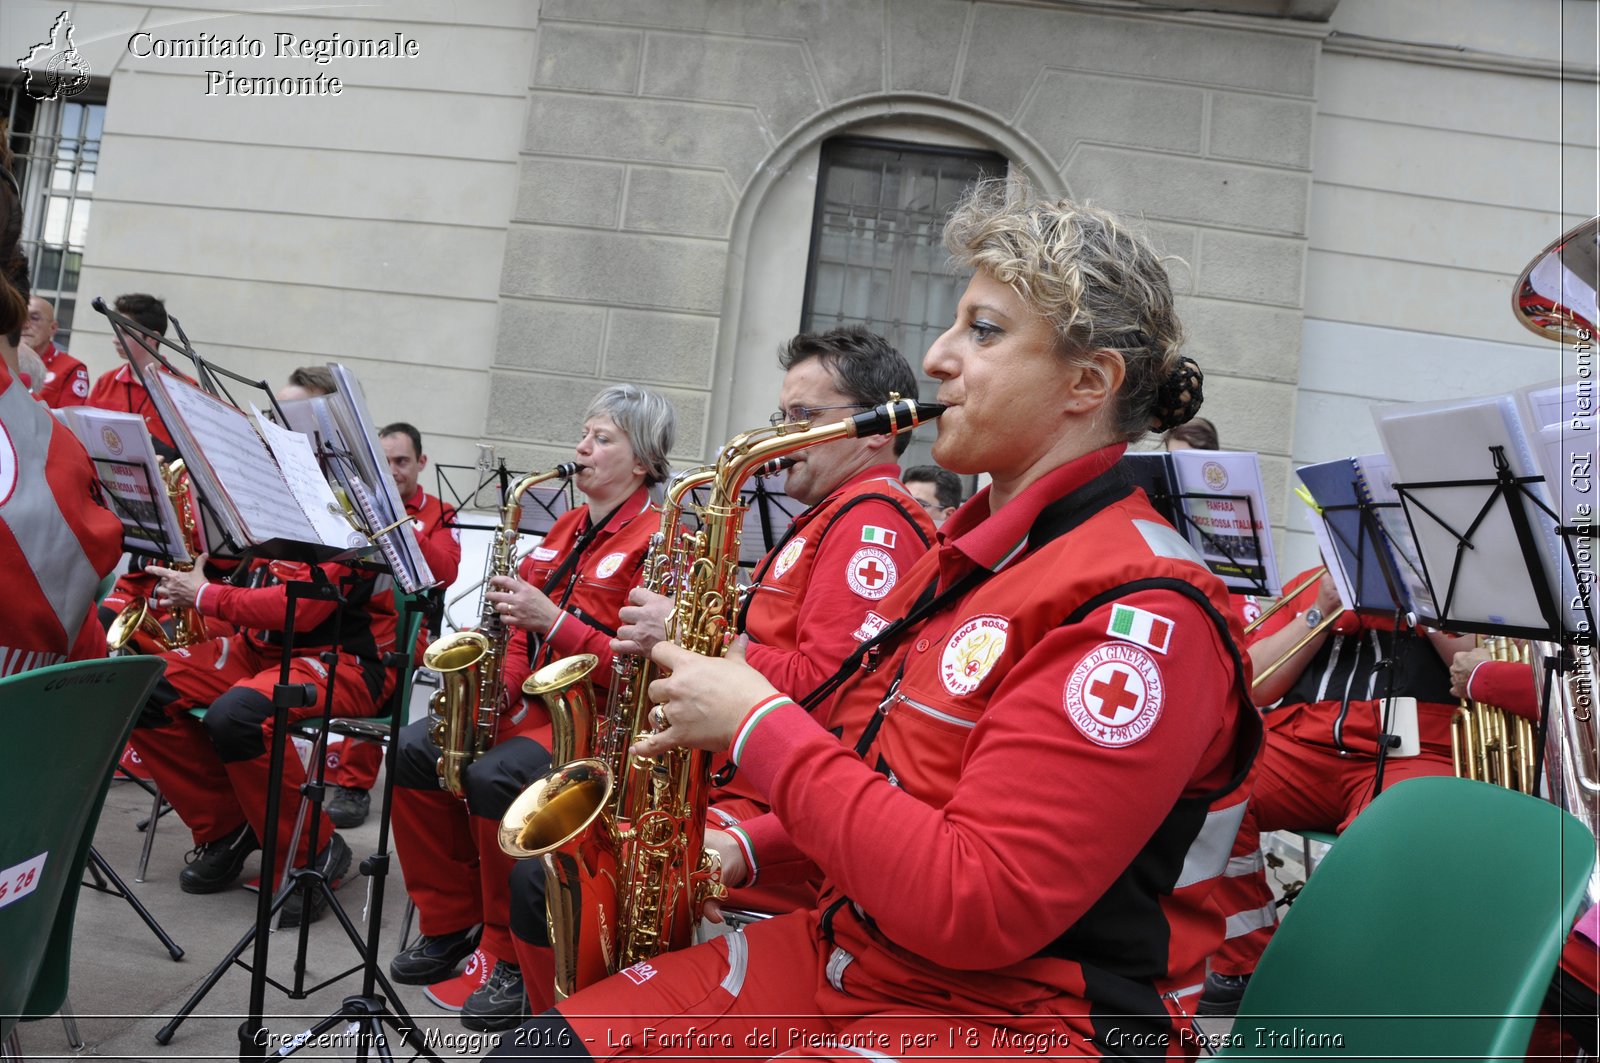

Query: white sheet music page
[[159, 377, 320, 546], [250, 407, 370, 550]]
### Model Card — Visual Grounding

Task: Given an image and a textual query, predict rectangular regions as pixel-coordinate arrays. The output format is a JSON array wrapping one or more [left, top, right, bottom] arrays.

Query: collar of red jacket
[[941, 442, 1128, 573], [583, 483, 654, 535]]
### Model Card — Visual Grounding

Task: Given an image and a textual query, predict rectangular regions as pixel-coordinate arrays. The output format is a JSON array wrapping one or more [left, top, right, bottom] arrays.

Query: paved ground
[[11, 760, 1309, 1062]]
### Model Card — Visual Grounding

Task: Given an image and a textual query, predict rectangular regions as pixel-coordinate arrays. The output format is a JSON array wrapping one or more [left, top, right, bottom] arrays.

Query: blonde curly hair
[[942, 177, 1193, 442]]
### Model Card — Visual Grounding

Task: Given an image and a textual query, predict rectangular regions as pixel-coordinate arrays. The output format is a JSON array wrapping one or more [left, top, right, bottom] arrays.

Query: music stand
[[1394, 445, 1597, 790]]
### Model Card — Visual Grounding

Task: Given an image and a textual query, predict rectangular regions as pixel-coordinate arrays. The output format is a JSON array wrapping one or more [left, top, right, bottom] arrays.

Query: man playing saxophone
[[503, 326, 937, 1012], [490, 178, 1259, 1060], [387, 384, 674, 1032]]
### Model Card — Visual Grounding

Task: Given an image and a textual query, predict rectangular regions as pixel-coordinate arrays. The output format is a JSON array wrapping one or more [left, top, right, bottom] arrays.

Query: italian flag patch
[[860, 526, 897, 548], [1107, 603, 1173, 654]]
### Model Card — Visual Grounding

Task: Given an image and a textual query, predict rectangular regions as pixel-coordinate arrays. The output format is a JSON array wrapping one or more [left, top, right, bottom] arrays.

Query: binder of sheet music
[[1122, 449, 1281, 595], [139, 364, 370, 557], [55, 405, 190, 559], [1294, 454, 1429, 619], [1373, 392, 1582, 636]]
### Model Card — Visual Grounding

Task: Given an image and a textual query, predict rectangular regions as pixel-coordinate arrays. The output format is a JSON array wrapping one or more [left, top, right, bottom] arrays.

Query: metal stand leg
[[58, 997, 83, 1051], [82, 848, 184, 960]]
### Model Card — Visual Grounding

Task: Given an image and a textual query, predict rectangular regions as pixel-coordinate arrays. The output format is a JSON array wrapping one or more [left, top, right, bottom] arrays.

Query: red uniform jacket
[[500, 486, 659, 738], [1254, 566, 1456, 755], [728, 446, 1258, 1044], [34, 342, 91, 409], [87, 363, 185, 453], [404, 485, 461, 589], [0, 361, 124, 676]]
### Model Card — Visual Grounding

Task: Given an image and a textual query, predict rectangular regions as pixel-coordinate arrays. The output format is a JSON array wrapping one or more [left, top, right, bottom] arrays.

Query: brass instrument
[[500, 395, 943, 999], [108, 459, 209, 654], [1512, 216, 1600, 901], [423, 462, 583, 797], [1452, 637, 1538, 794], [1246, 567, 1347, 692]]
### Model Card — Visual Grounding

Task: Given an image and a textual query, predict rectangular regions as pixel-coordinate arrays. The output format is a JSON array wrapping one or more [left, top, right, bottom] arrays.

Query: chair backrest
[[0, 656, 165, 1038], [1219, 775, 1597, 1061]]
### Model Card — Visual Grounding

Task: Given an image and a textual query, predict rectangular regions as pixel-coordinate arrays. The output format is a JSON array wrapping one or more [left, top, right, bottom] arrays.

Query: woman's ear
[[1064, 348, 1125, 415]]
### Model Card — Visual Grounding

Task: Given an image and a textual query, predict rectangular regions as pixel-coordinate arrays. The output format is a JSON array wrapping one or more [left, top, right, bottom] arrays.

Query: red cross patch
[[1063, 643, 1164, 748], [845, 546, 896, 600]]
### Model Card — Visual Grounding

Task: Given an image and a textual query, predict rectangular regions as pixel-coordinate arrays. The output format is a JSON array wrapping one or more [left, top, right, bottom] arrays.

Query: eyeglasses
[[769, 404, 869, 426]]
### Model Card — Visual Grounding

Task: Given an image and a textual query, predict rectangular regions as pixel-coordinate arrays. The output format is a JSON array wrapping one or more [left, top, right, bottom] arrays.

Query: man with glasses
[[903, 464, 963, 528], [504, 327, 938, 1014]]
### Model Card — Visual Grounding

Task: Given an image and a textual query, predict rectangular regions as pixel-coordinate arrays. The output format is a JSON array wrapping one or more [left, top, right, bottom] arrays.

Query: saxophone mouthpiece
[[848, 398, 947, 438], [755, 456, 796, 479], [557, 462, 586, 478]]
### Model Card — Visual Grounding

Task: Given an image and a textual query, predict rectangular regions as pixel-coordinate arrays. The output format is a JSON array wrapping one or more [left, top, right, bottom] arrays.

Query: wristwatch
[[1303, 607, 1323, 629]]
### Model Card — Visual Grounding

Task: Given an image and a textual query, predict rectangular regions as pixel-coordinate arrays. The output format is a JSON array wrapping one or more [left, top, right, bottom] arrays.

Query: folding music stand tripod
[[153, 571, 443, 1063]]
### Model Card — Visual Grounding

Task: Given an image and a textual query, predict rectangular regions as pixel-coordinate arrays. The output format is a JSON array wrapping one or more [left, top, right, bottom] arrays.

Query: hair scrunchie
[[1147, 356, 1204, 433]]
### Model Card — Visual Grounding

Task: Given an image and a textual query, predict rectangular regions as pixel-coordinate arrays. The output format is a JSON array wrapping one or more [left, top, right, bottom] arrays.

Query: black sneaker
[[460, 960, 526, 1033], [1195, 971, 1251, 1017], [325, 786, 371, 829], [179, 822, 260, 894], [390, 926, 483, 985], [279, 833, 353, 928]]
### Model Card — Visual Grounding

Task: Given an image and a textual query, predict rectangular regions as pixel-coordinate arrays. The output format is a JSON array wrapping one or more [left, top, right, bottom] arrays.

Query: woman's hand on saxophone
[[699, 827, 749, 923], [633, 637, 778, 755], [148, 553, 210, 611], [613, 587, 672, 657], [484, 574, 561, 634]]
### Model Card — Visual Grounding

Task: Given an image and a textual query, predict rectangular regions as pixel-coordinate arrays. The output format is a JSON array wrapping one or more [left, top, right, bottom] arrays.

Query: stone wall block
[[887, 0, 969, 96], [641, 34, 820, 138], [959, 5, 1316, 119], [495, 300, 606, 375], [502, 227, 728, 312], [1194, 230, 1306, 307], [1176, 296, 1303, 383], [523, 93, 769, 190], [1209, 92, 1315, 169], [1065, 147, 1309, 235], [604, 309, 718, 387], [513, 158, 625, 227], [1019, 73, 1204, 158], [534, 23, 643, 94], [623, 167, 734, 237], [1200, 376, 1298, 456]]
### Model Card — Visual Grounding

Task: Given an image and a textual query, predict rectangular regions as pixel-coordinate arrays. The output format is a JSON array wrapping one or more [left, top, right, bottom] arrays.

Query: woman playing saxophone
[[386, 384, 675, 1032]]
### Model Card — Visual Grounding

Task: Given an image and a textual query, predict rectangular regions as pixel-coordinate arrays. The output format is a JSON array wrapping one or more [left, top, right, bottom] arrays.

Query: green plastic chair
[[0, 657, 166, 1046], [1217, 775, 1597, 1061]]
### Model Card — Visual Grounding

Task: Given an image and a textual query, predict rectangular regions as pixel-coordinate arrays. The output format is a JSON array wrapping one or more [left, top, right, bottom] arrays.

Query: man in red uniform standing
[[324, 421, 461, 828], [85, 292, 183, 458], [504, 327, 937, 1011], [20, 296, 89, 408]]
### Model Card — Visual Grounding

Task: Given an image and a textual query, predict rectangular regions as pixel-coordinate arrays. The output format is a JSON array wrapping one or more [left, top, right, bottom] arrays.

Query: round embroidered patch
[[101, 426, 124, 456], [44, 371, 56, 384], [411, 517, 425, 534], [0, 418, 15, 506], [773, 537, 806, 579], [1241, 595, 1262, 626], [1063, 643, 1165, 748], [940, 614, 1009, 695], [595, 551, 626, 579], [845, 546, 896, 600], [72, 374, 89, 398]]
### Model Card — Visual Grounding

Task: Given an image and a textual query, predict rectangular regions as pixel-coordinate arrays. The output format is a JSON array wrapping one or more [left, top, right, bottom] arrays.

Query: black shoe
[[461, 960, 526, 1033], [179, 822, 260, 894], [325, 786, 371, 829], [279, 833, 353, 928], [1195, 971, 1251, 1017], [390, 925, 483, 985]]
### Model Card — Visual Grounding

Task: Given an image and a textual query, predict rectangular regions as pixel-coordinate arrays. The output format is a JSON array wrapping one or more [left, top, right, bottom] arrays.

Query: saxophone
[[500, 396, 942, 998], [423, 461, 583, 797], [108, 459, 210, 653]]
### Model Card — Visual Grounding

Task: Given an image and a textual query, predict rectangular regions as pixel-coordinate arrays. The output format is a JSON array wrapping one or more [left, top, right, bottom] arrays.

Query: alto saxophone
[[500, 396, 942, 999], [108, 459, 210, 654], [423, 461, 583, 797]]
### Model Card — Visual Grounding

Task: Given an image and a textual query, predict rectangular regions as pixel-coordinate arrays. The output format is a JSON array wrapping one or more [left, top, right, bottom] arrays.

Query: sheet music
[[1374, 394, 1578, 634], [251, 407, 371, 550], [159, 375, 321, 546], [1308, 512, 1356, 613], [58, 406, 189, 559], [1353, 453, 1434, 619], [1168, 449, 1282, 596]]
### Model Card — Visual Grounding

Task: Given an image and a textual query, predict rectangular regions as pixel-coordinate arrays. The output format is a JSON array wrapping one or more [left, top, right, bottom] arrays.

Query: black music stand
[[1395, 445, 1597, 788]]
